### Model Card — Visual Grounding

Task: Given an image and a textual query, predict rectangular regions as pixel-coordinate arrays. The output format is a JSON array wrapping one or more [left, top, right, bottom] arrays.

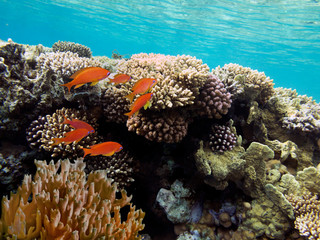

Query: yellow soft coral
[[0, 159, 145, 240]]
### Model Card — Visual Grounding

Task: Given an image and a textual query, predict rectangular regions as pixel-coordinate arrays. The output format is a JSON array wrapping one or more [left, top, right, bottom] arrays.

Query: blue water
[[1, 0, 320, 102]]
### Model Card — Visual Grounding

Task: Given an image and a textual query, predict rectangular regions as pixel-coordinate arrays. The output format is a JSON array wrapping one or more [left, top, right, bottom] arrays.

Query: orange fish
[[62, 115, 95, 133], [124, 92, 153, 118], [81, 141, 123, 157], [50, 128, 91, 146], [61, 67, 110, 92], [109, 73, 131, 85], [125, 78, 157, 102]]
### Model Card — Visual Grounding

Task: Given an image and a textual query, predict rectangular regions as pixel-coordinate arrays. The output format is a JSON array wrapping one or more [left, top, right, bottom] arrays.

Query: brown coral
[[26, 107, 100, 158], [286, 192, 320, 239], [214, 63, 274, 104], [0, 159, 145, 239], [126, 110, 189, 143], [194, 74, 232, 119], [117, 53, 210, 110], [101, 86, 130, 124], [85, 151, 136, 189], [52, 40, 92, 58]]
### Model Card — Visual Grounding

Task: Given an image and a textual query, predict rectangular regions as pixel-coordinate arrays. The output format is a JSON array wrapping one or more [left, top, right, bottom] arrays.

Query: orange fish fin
[[102, 151, 115, 157], [82, 148, 91, 158], [50, 138, 62, 146], [90, 81, 100, 86], [74, 83, 86, 89], [69, 67, 94, 79], [125, 93, 134, 103], [60, 83, 72, 93], [143, 101, 151, 110]]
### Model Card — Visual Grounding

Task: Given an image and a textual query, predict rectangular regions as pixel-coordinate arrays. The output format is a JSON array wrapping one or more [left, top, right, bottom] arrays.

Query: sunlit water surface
[[1, 0, 320, 101]]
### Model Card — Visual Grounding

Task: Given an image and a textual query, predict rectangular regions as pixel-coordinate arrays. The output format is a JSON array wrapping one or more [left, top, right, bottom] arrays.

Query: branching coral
[[52, 40, 92, 58], [209, 122, 237, 152], [213, 63, 274, 104], [102, 86, 130, 124], [126, 110, 189, 143], [36, 51, 101, 78], [194, 74, 232, 119], [0, 159, 145, 239], [117, 53, 210, 110], [286, 192, 320, 239], [26, 107, 100, 158], [85, 151, 136, 189]]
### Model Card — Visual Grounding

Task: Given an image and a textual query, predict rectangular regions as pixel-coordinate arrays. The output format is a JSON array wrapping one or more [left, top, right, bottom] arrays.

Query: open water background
[[1, 0, 320, 101]]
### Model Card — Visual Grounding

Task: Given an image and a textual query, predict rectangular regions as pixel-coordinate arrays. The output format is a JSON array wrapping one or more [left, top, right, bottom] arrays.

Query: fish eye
[[120, 147, 123, 150], [152, 80, 156, 83]]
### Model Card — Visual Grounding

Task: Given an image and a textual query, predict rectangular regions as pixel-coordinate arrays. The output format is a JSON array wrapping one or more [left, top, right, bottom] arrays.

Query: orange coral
[[0, 159, 145, 240]]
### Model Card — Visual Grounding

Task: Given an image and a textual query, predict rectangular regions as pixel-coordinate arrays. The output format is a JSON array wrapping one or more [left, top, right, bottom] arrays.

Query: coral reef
[[85, 151, 135, 189], [194, 74, 232, 119], [117, 53, 210, 110], [36, 51, 101, 78], [52, 40, 92, 58], [213, 63, 274, 104], [208, 122, 237, 153], [26, 107, 100, 158], [0, 40, 65, 139], [0, 159, 145, 239], [286, 192, 320, 239], [126, 110, 189, 143]]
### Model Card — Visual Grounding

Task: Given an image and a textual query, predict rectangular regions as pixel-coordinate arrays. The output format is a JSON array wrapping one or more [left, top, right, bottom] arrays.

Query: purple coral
[[195, 74, 232, 119], [209, 123, 237, 152]]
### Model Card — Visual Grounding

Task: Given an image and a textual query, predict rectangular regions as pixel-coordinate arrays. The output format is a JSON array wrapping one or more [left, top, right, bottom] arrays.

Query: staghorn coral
[[0, 158, 145, 240], [85, 151, 136, 189], [208, 122, 237, 153], [126, 110, 189, 143], [286, 192, 320, 239], [102, 86, 130, 124], [117, 53, 210, 110], [213, 63, 274, 104], [26, 107, 100, 158], [194, 74, 232, 119], [52, 40, 92, 58], [36, 51, 101, 78]]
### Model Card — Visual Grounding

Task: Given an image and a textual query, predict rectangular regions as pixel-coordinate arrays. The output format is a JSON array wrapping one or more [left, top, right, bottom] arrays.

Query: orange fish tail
[[124, 111, 133, 118], [82, 148, 91, 158], [61, 83, 72, 93], [125, 93, 134, 103]]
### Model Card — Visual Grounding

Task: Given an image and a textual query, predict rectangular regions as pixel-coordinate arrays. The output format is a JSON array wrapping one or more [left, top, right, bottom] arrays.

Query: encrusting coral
[[286, 192, 320, 239], [52, 40, 92, 58], [26, 107, 100, 158], [0, 158, 145, 240], [116, 53, 210, 110], [213, 63, 274, 104]]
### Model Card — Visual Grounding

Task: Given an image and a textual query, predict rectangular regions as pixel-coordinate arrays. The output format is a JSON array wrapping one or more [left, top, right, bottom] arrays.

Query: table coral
[[213, 63, 274, 104], [117, 53, 210, 110], [52, 40, 92, 58], [26, 107, 100, 158], [0, 158, 145, 240], [286, 192, 320, 239], [36, 51, 101, 78]]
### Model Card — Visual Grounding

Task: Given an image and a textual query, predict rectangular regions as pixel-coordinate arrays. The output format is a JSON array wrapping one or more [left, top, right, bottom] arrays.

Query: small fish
[[62, 115, 95, 133], [108, 73, 131, 85], [50, 128, 91, 146], [125, 78, 157, 102], [61, 67, 110, 92], [124, 93, 153, 118], [81, 141, 123, 157]]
